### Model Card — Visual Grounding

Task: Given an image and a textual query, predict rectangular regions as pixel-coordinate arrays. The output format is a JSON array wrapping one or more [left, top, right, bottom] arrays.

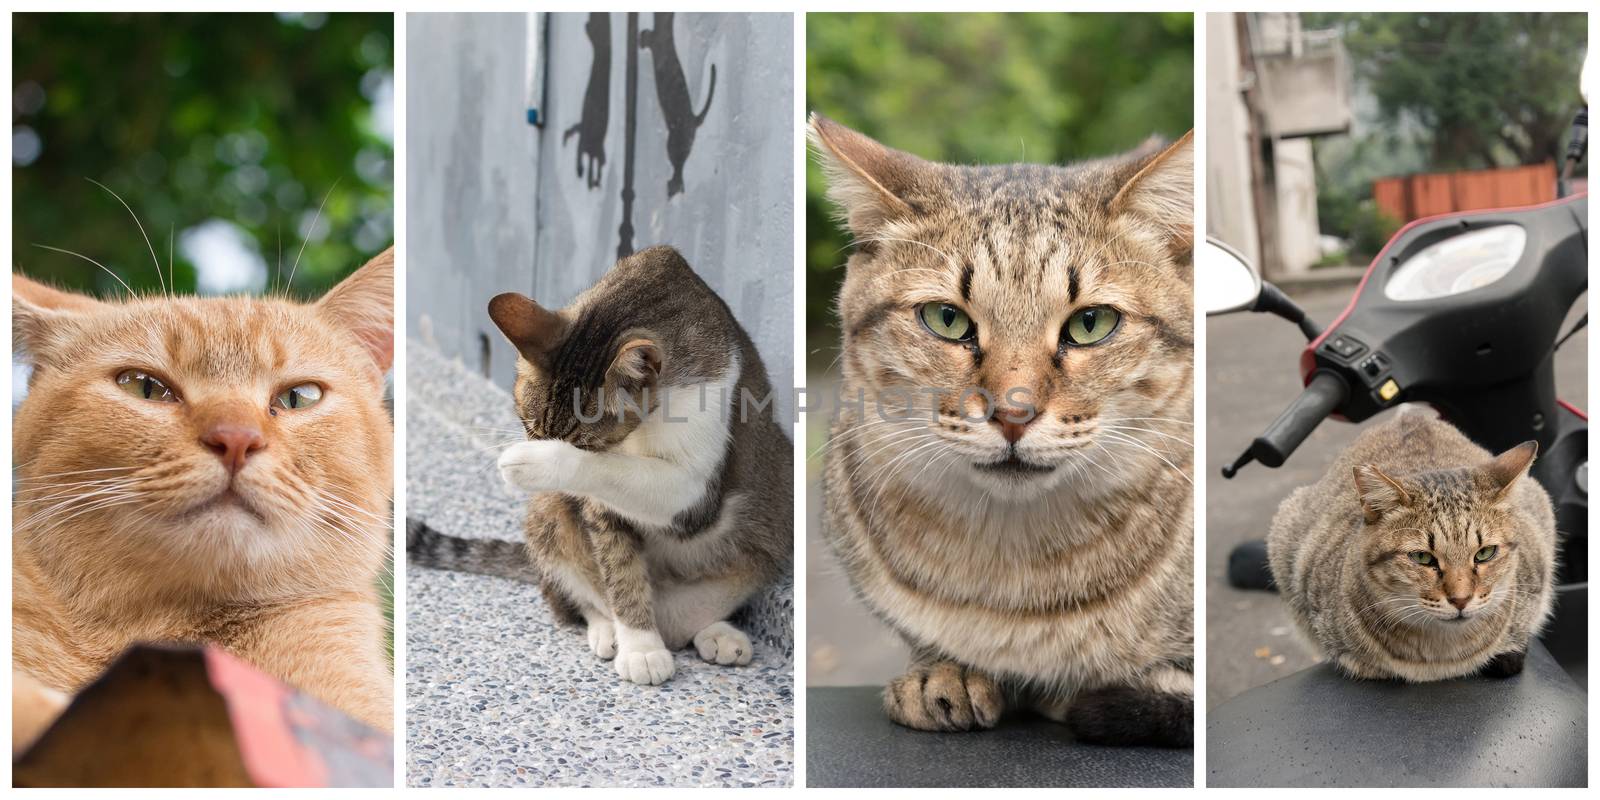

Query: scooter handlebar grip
[[1251, 371, 1348, 468]]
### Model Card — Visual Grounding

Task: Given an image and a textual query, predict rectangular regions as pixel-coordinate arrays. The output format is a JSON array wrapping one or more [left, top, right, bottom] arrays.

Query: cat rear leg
[[538, 575, 616, 660], [654, 577, 760, 666], [884, 659, 1004, 732], [1047, 664, 1193, 748]]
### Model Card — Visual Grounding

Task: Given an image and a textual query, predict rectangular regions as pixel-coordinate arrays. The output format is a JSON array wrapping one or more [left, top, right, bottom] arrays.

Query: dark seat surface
[[1208, 641, 1586, 787], [807, 686, 1192, 788]]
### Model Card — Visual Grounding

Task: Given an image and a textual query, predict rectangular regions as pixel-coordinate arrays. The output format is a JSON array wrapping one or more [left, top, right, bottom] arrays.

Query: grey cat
[[411, 246, 791, 686], [1267, 406, 1556, 681]]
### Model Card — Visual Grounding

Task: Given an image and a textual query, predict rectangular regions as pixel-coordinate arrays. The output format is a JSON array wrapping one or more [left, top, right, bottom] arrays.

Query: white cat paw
[[613, 625, 675, 685], [498, 439, 581, 494], [693, 620, 754, 666], [586, 618, 617, 660], [615, 646, 675, 685]]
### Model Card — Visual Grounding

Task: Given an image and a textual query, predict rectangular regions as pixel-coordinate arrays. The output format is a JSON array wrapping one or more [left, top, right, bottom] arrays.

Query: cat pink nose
[[1448, 595, 1471, 611], [990, 406, 1038, 444], [202, 424, 266, 475]]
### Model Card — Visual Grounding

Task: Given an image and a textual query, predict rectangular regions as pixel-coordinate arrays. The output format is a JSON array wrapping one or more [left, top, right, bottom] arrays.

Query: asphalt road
[[1204, 284, 1587, 709]]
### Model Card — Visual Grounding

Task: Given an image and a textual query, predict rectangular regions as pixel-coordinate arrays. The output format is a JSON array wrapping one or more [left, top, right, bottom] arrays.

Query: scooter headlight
[[1383, 224, 1526, 302]]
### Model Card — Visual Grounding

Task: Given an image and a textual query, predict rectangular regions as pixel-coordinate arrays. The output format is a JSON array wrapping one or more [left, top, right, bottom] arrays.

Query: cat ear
[[604, 338, 663, 415], [1482, 441, 1538, 501], [12, 275, 104, 363], [487, 292, 566, 365], [1109, 130, 1194, 260], [1353, 464, 1413, 524], [808, 113, 933, 236], [317, 247, 394, 373], [606, 338, 663, 389]]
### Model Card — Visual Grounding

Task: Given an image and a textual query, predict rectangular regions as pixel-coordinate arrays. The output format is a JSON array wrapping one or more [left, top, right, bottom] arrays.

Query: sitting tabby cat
[[476, 245, 791, 686], [12, 249, 395, 747], [1267, 407, 1556, 682], [810, 114, 1194, 746]]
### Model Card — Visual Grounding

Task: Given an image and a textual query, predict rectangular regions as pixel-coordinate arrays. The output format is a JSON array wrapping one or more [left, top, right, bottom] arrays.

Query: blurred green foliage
[[1307, 12, 1586, 250], [806, 13, 1193, 359], [1307, 12, 1586, 170], [13, 12, 392, 299]]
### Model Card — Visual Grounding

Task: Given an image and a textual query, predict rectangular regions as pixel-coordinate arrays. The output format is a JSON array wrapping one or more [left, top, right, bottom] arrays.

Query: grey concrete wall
[[408, 12, 794, 424], [407, 13, 540, 388]]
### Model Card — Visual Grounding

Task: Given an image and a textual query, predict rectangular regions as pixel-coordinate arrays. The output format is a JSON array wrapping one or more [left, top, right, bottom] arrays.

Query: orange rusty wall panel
[[1372, 163, 1559, 222], [1409, 173, 1455, 219], [1373, 177, 1408, 221], [1453, 169, 1498, 211]]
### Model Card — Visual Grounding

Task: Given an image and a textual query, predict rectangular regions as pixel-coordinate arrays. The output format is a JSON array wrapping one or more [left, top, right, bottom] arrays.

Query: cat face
[[489, 247, 704, 452], [811, 115, 1193, 501], [1355, 442, 1537, 623], [12, 250, 393, 592]]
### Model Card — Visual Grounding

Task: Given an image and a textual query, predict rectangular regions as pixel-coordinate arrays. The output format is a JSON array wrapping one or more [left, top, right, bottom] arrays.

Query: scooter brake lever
[[1221, 448, 1256, 479]]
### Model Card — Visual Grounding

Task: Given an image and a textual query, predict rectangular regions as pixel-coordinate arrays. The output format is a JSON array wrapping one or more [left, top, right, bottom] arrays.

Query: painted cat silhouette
[[639, 12, 715, 197], [563, 12, 611, 189]]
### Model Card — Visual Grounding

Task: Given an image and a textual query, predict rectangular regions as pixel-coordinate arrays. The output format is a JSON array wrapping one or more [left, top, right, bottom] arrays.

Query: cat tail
[[693, 64, 716, 127], [1066, 686, 1193, 748], [404, 518, 537, 583]]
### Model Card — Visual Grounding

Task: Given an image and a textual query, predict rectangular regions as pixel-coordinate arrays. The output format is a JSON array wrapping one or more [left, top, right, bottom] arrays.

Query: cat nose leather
[[990, 406, 1038, 444], [202, 424, 266, 475], [1448, 595, 1472, 610]]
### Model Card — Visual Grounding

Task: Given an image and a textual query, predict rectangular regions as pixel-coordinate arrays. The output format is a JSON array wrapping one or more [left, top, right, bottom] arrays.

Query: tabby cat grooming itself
[[811, 115, 1194, 747], [1268, 407, 1556, 682], [12, 249, 395, 744], [488, 245, 791, 686]]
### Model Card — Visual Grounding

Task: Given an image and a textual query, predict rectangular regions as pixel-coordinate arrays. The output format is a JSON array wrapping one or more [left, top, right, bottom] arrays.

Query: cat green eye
[[1063, 306, 1121, 346], [1408, 551, 1436, 566], [1475, 545, 1499, 563], [115, 370, 179, 403], [918, 302, 976, 343], [274, 383, 324, 411]]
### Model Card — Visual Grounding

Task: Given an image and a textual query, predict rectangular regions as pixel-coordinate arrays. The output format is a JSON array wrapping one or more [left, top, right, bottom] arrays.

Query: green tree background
[[806, 12, 1193, 358], [13, 12, 393, 298], [1305, 12, 1586, 258]]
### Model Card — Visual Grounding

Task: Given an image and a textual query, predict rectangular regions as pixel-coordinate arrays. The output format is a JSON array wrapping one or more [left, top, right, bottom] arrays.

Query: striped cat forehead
[[870, 221, 1158, 306]]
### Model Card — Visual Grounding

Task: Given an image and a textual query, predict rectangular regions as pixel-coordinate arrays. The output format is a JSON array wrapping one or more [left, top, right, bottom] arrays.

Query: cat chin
[[960, 463, 1074, 503]]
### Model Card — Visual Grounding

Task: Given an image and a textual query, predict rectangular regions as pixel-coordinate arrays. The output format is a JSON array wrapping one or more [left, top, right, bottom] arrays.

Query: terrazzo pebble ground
[[405, 339, 794, 787]]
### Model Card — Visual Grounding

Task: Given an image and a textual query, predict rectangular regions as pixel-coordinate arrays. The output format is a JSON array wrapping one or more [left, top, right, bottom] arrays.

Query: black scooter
[[1208, 191, 1588, 664], [1203, 86, 1587, 788]]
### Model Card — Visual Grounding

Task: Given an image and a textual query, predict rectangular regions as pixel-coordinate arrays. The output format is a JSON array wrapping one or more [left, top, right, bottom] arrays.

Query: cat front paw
[[614, 626, 674, 685], [586, 618, 617, 660], [1065, 686, 1193, 748], [692, 621, 753, 666], [883, 661, 1003, 732], [1482, 649, 1526, 678], [498, 439, 582, 494]]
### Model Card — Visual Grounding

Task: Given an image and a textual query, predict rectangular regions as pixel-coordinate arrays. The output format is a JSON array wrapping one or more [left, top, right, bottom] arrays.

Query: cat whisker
[[1097, 430, 1191, 485], [286, 179, 341, 291], [1097, 416, 1194, 427], [87, 177, 165, 297], [31, 244, 139, 300], [846, 236, 962, 271], [1100, 424, 1193, 448]]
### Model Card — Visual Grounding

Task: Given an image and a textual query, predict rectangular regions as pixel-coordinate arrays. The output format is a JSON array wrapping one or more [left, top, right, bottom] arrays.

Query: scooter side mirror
[[1200, 237, 1262, 315], [1581, 48, 1591, 105]]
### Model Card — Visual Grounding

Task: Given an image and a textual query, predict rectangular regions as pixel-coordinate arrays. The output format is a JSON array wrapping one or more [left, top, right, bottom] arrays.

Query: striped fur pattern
[[12, 250, 396, 737], [811, 115, 1194, 746], [488, 246, 791, 686], [1267, 407, 1557, 681]]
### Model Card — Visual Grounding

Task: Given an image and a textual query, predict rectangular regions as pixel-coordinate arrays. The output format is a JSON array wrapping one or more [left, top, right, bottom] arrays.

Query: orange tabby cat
[[12, 248, 395, 749]]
